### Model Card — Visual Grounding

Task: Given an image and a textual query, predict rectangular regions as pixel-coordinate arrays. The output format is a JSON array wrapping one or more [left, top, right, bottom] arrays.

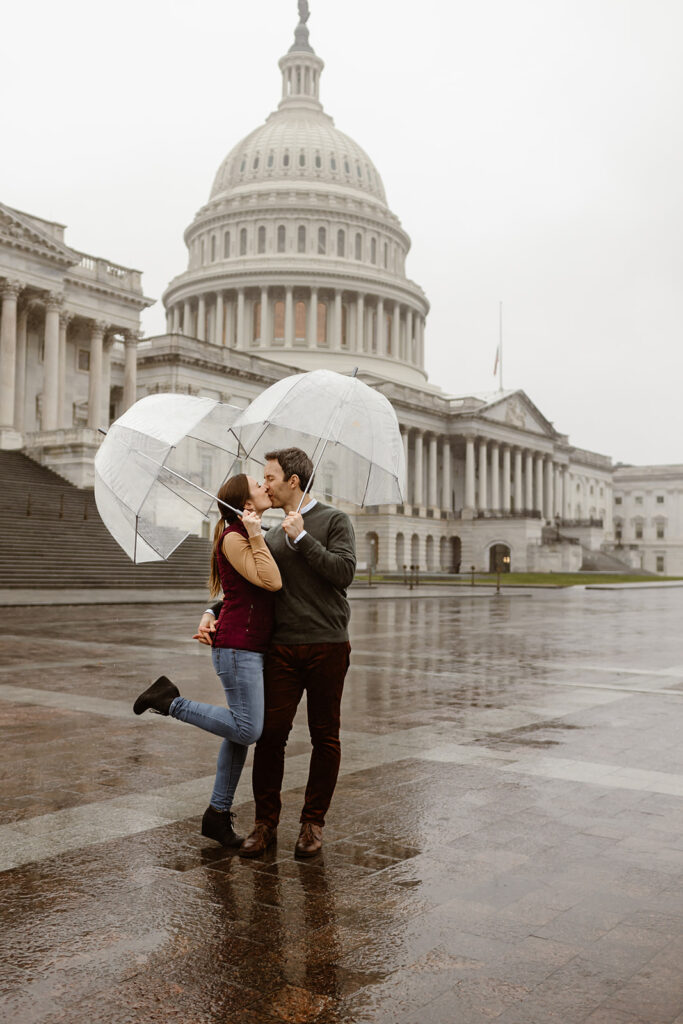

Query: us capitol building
[[0, 5, 680, 576]]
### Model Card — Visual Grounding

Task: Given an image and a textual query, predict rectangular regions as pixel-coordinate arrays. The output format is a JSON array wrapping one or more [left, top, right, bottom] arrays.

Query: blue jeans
[[169, 648, 265, 813]]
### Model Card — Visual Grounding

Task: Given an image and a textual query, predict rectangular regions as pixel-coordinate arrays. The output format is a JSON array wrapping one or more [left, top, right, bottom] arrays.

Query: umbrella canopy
[[94, 393, 241, 563], [230, 369, 406, 507]]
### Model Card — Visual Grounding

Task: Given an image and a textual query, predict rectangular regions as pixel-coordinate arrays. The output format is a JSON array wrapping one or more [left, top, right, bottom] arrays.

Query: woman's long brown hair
[[208, 474, 250, 597]]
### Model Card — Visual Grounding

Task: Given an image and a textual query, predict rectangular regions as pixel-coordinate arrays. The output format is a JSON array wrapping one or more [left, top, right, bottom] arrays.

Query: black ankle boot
[[201, 806, 244, 848], [133, 675, 180, 716]]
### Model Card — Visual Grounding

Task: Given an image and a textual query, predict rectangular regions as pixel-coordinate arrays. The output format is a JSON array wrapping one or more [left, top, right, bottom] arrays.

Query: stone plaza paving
[[1, 588, 682, 1023]]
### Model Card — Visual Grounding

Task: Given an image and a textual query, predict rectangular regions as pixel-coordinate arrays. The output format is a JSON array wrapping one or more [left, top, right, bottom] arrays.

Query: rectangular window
[[656, 523, 665, 539], [614, 496, 622, 505], [635, 522, 643, 539], [656, 555, 665, 573], [656, 495, 664, 504], [77, 349, 90, 372], [635, 496, 643, 505]]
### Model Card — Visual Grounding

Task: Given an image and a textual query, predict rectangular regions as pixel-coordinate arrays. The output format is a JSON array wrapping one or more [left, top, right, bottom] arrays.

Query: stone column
[[392, 302, 400, 357], [197, 296, 206, 341], [428, 435, 438, 507], [502, 445, 511, 511], [172, 305, 181, 333], [215, 293, 224, 345], [465, 435, 476, 511], [101, 335, 114, 429], [58, 311, 72, 428], [554, 465, 563, 517], [43, 294, 62, 431], [418, 317, 425, 366], [525, 450, 534, 511], [514, 448, 523, 511], [165, 308, 172, 333], [235, 289, 245, 349], [535, 454, 544, 514], [334, 290, 343, 350], [478, 438, 488, 511], [355, 293, 364, 352], [123, 333, 138, 411], [0, 281, 21, 426], [377, 297, 385, 355], [545, 458, 554, 520], [284, 286, 294, 347], [414, 431, 424, 506], [490, 442, 500, 510], [401, 428, 410, 505], [259, 287, 268, 345], [562, 467, 570, 519], [14, 306, 28, 431], [87, 320, 106, 430], [442, 439, 451, 511], [405, 308, 413, 361], [225, 296, 234, 347], [183, 300, 192, 336], [307, 288, 318, 346]]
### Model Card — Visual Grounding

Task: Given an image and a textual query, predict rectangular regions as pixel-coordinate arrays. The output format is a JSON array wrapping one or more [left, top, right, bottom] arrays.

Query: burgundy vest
[[213, 522, 275, 653]]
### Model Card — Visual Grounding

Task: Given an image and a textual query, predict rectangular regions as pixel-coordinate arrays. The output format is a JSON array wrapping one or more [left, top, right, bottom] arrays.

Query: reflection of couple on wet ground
[[134, 446, 356, 860]]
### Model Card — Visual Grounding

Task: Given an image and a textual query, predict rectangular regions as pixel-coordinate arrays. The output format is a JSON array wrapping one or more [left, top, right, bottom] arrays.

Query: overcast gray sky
[[4, 0, 682, 465]]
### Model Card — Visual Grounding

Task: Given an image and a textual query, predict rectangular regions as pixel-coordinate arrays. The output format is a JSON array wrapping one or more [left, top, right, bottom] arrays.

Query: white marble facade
[[2, 5, 677, 573], [611, 465, 683, 576], [0, 203, 152, 484]]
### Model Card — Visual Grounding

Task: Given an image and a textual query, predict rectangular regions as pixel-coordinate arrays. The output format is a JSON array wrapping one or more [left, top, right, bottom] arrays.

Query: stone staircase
[[0, 451, 212, 589]]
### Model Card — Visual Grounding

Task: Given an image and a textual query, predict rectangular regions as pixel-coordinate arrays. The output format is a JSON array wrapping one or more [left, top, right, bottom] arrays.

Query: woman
[[133, 474, 282, 847]]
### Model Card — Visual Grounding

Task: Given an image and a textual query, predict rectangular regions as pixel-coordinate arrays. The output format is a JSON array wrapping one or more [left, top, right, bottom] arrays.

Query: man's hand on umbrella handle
[[193, 612, 216, 646], [282, 511, 304, 540], [242, 510, 263, 537]]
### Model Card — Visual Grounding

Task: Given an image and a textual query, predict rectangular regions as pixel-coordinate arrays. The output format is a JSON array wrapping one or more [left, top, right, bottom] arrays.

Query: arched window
[[267, 151, 274, 168], [253, 154, 259, 170], [210, 235, 216, 262], [318, 227, 326, 255], [344, 158, 350, 174], [295, 301, 306, 341], [356, 162, 362, 179], [223, 231, 230, 258], [396, 532, 405, 570], [299, 150, 306, 167], [337, 229, 345, 257], [274, 300, 285, 342], [257, 226, 266, 254], [277, 225, 286, 253], [370, 238, 377, 264], [297, 226, 306, 253], [239, 228, 247, 256], [317, 302, 327, 345], [240, 157, 246, 173], [315, 152, 322, 169], [330, 154, 337, 171], [283, 150, 290, 168], [355, 233, 362, 260]]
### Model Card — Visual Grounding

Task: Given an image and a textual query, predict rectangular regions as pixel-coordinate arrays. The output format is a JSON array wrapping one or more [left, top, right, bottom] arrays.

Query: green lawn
[[354, 572, 683, 588]]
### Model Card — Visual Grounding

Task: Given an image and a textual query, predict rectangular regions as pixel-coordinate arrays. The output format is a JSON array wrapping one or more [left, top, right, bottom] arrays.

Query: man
[[199, 447, 356, 858]]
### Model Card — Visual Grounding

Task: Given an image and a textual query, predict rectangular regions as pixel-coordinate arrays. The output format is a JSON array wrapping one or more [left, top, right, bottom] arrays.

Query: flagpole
[[498, 301, 503, 391]]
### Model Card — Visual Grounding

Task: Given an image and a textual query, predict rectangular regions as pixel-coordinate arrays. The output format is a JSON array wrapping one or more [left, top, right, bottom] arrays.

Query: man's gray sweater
[[265, 502, 356, 645]]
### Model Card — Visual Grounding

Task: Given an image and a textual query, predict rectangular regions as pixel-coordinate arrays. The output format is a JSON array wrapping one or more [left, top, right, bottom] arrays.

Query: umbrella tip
[[351, 367, 359, 378]]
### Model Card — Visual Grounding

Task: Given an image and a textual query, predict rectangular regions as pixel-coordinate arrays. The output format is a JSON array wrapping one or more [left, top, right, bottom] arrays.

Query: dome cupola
[[162, 2, 429, 387]]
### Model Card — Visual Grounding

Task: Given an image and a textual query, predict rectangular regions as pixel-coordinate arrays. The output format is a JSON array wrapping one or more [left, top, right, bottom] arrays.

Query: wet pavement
[[1, 589, 682, 1023]]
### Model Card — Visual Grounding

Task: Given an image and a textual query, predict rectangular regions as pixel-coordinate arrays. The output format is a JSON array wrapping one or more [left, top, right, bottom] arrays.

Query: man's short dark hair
[[265, 447, 314, 492]]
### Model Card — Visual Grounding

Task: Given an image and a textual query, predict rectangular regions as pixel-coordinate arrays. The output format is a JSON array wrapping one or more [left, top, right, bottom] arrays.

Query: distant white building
[[612, 465, 683, 575], [0, 4, 678, 575]]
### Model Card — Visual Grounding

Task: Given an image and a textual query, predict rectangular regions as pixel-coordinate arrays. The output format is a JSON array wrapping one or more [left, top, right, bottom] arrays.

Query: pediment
[[479, 390, 557, 437], [0, 203, 80, 267]]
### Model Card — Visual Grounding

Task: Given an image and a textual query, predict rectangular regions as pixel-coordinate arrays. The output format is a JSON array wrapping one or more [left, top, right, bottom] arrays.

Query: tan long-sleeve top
[[222, 532, 282, 591]]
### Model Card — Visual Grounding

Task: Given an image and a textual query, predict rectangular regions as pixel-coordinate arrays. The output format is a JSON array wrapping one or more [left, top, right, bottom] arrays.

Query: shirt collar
[[300, 498, 317, 514]]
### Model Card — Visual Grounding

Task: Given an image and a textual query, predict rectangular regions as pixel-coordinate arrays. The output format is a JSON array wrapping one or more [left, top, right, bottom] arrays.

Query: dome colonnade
[[162, 8, 428, 388]]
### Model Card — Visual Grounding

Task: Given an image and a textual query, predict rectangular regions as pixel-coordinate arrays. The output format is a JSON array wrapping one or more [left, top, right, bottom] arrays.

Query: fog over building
[[0, 4, 680, 575]]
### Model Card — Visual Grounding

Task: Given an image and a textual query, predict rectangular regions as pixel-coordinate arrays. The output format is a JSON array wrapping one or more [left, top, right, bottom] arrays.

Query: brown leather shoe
[[238, 822, 277, 859], [294, 822, 323, 858]]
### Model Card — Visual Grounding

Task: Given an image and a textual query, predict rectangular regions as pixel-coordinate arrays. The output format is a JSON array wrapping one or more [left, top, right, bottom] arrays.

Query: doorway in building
[[451, 536, 462, 573], [489, 543, 511, 573]]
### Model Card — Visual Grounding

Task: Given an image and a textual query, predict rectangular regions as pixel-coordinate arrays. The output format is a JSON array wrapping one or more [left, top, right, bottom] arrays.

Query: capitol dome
[[162, 3, 429, 387]]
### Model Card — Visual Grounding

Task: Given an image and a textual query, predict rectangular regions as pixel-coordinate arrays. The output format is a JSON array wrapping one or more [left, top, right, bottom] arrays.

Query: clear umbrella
[[94, 393, 241, 563], [230, 369, 406, 508]]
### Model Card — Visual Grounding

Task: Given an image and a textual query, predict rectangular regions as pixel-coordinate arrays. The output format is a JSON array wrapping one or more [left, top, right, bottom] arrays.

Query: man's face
[[263, 459, 291, 508]]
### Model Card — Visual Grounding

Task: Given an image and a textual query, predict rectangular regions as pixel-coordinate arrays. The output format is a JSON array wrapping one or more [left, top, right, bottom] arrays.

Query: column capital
[[123, 329, 143, 346], [45, 291, 64, 312], [59, 310, 73, 328], [1, 280, 22, 300], [90, 319, 109, 336]]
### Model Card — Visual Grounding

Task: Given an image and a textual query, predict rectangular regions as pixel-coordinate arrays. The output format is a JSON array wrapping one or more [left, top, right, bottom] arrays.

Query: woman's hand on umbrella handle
[[242, 510, 263, 537]]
